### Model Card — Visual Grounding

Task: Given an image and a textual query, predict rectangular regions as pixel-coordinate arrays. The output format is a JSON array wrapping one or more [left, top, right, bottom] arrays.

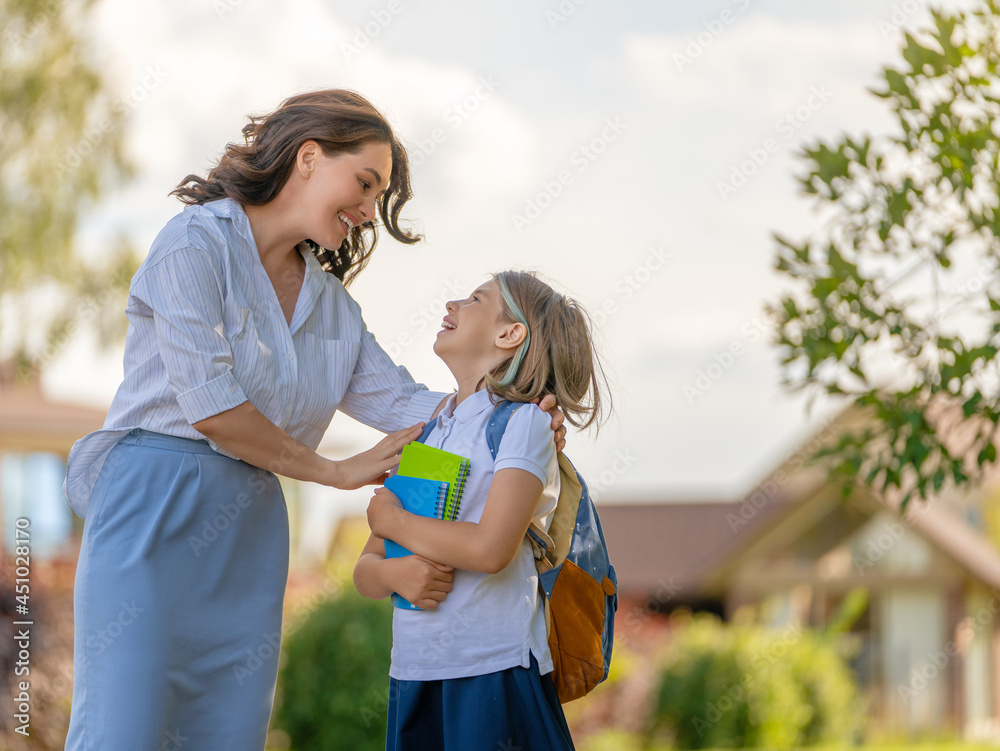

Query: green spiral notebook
[[397, 441, 470, 522]]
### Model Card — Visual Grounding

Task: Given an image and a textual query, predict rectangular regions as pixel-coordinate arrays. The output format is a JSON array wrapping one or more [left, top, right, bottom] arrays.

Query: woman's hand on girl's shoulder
[[534, 394, 567, 453], [329, 424, 424, 490]]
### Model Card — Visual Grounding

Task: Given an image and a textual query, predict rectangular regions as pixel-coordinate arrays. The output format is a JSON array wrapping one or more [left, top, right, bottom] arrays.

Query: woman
[[63, 89, 566, 751]]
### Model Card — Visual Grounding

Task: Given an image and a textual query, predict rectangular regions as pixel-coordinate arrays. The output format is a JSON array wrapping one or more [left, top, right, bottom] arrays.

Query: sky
[[40, 0, 981, 528]]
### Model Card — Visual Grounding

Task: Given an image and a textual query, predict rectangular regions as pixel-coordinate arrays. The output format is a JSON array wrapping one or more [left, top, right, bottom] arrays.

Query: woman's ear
[[297, 140, 320, 178], [495, 322, 527, 352]]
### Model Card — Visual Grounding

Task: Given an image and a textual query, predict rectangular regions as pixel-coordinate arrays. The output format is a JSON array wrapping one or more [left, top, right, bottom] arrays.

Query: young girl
[[356, 270, 607, 751]]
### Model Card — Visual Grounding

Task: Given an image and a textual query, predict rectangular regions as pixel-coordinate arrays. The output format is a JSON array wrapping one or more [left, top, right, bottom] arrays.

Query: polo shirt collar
[[438, 388, 496, 426]]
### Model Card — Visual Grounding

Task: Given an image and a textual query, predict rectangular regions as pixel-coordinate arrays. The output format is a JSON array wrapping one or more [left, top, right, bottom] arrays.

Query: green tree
[[1, 0, 139, 376], [769, 0, 1000, 509]]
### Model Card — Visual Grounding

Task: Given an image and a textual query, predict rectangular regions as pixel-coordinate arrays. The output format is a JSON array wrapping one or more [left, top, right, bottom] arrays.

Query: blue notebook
[[382, 474, 449, 610]]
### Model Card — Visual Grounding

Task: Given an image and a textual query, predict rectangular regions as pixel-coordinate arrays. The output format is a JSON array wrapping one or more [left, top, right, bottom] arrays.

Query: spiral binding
[[435, 482, 448, 520], [444, 459, 470, 521]]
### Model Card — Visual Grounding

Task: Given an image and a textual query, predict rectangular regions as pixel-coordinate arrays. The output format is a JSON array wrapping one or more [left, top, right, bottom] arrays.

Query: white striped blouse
[[64, 197, 447, 517]]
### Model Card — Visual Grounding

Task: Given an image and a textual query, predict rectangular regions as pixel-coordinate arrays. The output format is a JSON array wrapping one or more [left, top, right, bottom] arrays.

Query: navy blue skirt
[[386, 653, 575, 751]]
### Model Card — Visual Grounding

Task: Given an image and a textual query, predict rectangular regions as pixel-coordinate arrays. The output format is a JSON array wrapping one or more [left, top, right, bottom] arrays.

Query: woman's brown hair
[[170, 89, 418, 286], [485, 270, 610, 432]]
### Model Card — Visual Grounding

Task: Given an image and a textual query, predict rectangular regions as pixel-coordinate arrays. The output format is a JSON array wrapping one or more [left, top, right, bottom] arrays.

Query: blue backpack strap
[[485, 400, 525, 460], [486, 400, 553, 556], [416, 417, 438, 444]]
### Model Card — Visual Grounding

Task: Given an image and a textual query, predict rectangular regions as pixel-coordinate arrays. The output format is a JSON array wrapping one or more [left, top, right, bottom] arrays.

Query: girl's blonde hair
[[485, 270, 610, 431]]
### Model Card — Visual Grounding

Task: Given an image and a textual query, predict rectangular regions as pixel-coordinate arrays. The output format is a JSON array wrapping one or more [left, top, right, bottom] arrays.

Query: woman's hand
[[327, 424, 424, 490], [535, 394, 567, 452], [366, 486, 404, 539], [387, 555, 454, 611]]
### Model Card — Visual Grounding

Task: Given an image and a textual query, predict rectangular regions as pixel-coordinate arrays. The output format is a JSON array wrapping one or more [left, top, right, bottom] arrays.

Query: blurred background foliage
[[0, 0, 139, 378], [647, 612, 864, 750], [769, 0, 1000, 510], [274, 586, 394, 751]]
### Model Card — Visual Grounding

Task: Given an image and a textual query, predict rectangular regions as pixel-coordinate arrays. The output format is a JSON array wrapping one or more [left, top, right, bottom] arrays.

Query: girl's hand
[[534, 394, 567, 452], [328, 424, 424, 490], [388, 555, 454, 610], [367, 486, 404, 539]]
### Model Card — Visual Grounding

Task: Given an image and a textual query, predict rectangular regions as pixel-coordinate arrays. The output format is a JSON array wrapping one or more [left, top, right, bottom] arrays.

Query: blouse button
[[285, 352, 295, 361]]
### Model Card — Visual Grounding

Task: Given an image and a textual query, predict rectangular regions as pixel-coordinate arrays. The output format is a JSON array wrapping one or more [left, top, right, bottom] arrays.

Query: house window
[[1, 452, 71, 558]]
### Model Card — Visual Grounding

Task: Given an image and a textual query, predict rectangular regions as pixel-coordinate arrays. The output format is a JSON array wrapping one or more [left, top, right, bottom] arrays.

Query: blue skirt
[[64, 429, 289, 751], [386, 653, 575, 751]]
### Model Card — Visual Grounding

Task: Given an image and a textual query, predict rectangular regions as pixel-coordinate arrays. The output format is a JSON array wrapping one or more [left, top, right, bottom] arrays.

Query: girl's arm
[[366, 468, 544, 575], [353, 533, 454, 610]]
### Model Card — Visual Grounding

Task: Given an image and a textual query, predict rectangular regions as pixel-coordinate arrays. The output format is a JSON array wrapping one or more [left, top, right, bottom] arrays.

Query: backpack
[[486, 400, 618, 703]]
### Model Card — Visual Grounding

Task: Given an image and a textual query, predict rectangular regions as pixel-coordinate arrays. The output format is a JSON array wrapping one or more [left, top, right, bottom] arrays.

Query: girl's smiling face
[[434, 280, 526, 381]]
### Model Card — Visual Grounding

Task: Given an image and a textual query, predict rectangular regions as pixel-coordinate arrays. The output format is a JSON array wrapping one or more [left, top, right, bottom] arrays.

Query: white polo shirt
[[389, 388, 559, 681]]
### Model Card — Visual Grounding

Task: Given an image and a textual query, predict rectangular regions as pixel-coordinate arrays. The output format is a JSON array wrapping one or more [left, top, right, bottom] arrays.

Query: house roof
[[600, 496, 795, 599], [600, 397, 1000, 599], [894, 497, 1000, 592], [0, 361, 107, 454]]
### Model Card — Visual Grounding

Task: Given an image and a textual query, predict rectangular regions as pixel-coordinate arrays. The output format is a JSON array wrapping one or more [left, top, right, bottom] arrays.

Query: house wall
[[880, 587, 946, 732], [964, 585, 999, 740]]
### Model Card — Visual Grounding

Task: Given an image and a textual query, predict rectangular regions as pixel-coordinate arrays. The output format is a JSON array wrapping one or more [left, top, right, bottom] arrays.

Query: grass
[[576, 730, 1000, 751]]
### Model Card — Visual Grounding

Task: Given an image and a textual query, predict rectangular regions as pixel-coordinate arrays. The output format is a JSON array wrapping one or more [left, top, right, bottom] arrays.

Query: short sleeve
[[493, 404, 556, 487], [130, 247, 248, 425]]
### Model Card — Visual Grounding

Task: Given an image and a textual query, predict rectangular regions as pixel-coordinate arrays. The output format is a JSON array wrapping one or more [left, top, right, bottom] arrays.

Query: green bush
[[274, 587, 394, 751], [648, 613, 862, 749]]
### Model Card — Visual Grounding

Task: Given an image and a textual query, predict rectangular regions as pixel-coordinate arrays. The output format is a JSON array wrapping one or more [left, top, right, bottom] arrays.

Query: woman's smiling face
[[299, 139, 392, 250]]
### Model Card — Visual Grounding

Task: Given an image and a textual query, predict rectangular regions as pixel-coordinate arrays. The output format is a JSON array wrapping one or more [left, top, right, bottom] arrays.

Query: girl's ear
[[495, 322, 527, 352]]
